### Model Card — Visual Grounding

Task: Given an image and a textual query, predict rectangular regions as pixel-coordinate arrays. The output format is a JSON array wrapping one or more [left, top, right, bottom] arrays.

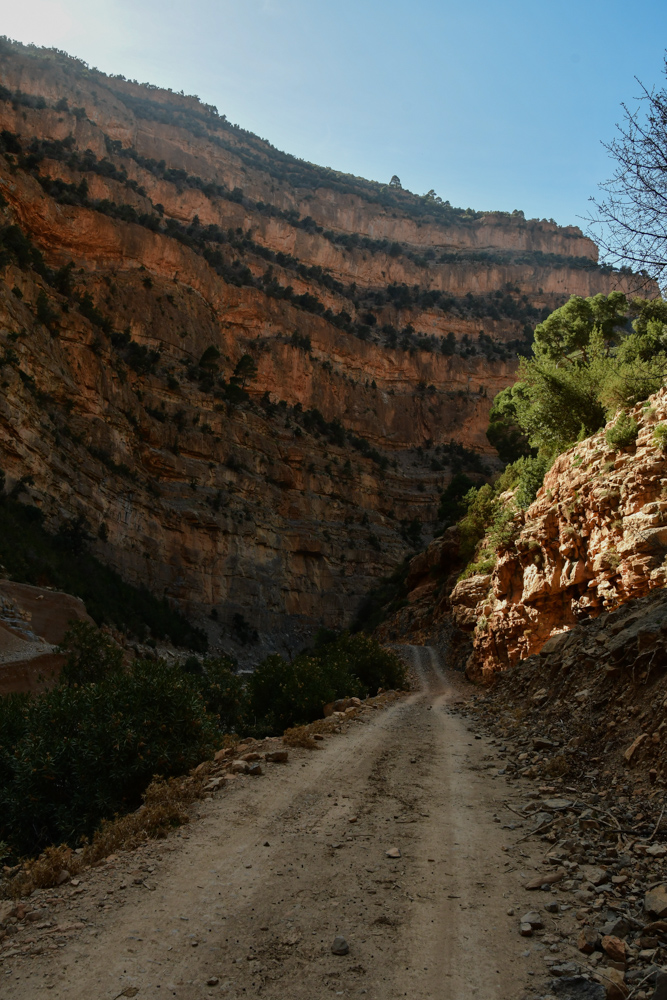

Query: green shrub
[[231, 354, 258, 387], [247, 633, 406, 733], [199, 345, 221, 369], [198, 656, 247, 732], [59, 620, 123, 686], [605, 412, 639, 449], [486, 387, 535, 463], [290, 331, 311, 351], [459, 555, 496, 580], [318, 632, 406, 696], [457, 483, 499, 564], [437, 472, 474, 526], [0, 659, 216, 856], [512, 455, 550, 509], [453, 454, 549, 579], [36, 289, 57, 328], [247, 653, 338, 733], [653, 423, 667, 451], [487, 294, 667, 459]]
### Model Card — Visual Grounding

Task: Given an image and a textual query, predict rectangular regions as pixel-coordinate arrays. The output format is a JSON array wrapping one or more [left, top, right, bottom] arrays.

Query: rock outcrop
[[0, 40, 645, 651], [457, 390, 667, 680], [393, 390, 667, 680]]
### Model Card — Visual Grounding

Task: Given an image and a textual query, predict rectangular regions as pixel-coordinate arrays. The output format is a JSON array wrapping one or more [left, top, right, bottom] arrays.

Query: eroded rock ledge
[[453, 390, 667, 680], [382, 389, 667, 681]]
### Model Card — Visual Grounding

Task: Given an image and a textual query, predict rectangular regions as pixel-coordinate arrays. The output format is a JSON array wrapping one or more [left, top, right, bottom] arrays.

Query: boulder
[[550, 976, 605, 999], [601, 936, 626, 964], [331, 935, 349, 956], [578, 926, 601, 954], [521, 910, 544, 930], [645, 885, 667, 919]]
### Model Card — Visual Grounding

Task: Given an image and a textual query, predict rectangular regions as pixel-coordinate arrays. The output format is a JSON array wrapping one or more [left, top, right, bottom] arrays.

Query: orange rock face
[[451, 389, 667, 681], [0, 42, 645, 647]]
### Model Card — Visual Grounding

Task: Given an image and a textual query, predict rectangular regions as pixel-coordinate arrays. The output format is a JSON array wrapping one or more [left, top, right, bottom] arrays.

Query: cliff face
[[0, 41, 643, 653], [455, 391, 667, 680], [393, 390, 667, 681]]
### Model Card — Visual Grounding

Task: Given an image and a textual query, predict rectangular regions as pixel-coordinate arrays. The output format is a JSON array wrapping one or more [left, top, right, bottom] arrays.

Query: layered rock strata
[[0, 40, 644, 648]]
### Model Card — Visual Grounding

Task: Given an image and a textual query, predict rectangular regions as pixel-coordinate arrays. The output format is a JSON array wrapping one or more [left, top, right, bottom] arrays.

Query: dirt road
[[5, 648, 542, 1000]]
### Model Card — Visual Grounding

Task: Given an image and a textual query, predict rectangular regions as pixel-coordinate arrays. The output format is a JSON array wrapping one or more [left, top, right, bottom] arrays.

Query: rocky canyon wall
[[386, 390, 667, 681], [0, 40, 646, 653]]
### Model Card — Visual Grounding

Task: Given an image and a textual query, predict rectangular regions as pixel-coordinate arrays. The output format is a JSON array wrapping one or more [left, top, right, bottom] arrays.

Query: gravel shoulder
[[2, 648, 553, 1000]]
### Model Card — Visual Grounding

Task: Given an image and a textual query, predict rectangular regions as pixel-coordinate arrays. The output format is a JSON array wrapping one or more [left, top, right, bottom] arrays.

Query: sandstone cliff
[[0, 40, 643, 653]]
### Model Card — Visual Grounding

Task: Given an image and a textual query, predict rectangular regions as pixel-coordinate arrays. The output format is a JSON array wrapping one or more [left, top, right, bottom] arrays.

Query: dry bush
[[8, 845, 82, 898], [284, 705, 362, 747], [220, 733, 240, 750], [281, 693, 399, 748], [7, 771, 208, 898], [83, 772, 208, 860], [283, 726, 318, 749], [309, 717, 341, 735], [545, 754, 571, 778], [373, 690, 403, 708]]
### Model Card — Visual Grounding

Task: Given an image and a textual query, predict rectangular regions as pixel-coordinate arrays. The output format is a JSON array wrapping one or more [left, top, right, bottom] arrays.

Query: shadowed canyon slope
[[0, 40, 641, 653]]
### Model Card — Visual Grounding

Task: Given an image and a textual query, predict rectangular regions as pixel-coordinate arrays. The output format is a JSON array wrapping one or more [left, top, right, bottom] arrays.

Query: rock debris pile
[[455, 587, 667, 999]]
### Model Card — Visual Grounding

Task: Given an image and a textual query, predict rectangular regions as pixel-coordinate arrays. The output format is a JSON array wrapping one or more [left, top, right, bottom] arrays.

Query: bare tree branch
[[587, 58, 667, 292]]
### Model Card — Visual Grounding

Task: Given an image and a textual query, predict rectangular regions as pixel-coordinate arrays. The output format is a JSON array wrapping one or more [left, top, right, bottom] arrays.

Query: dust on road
[[4, 648, 540, 1000]]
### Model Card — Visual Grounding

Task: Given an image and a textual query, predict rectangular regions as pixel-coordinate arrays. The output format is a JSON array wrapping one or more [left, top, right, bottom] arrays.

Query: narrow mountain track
[[6, 649, 534, 1000]]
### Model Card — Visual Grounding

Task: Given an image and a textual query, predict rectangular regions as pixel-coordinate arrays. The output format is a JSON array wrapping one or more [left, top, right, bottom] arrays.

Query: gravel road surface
[[4, 647, 536, 1000]]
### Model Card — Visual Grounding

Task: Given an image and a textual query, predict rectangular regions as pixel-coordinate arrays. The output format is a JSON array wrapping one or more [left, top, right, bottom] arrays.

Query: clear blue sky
[[4, 0, 667, 230]]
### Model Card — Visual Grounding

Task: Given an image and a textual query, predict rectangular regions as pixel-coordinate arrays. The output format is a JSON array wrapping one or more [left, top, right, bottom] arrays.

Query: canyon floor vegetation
[[0, 621, 406, 862]]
